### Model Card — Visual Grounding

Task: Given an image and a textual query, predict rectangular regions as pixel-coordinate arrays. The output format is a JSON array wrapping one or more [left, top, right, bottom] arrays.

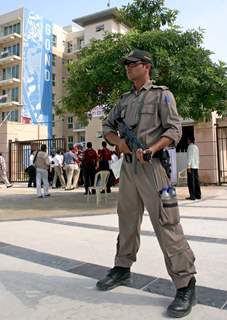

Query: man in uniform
[[96, 49, 197, 318]]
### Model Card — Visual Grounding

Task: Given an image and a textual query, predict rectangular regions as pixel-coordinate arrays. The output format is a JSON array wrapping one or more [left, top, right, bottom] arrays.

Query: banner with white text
[[22, 9, 53, 138]]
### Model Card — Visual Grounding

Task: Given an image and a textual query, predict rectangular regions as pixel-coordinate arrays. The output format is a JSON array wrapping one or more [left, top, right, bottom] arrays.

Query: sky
[[1, 0, 226, 63]]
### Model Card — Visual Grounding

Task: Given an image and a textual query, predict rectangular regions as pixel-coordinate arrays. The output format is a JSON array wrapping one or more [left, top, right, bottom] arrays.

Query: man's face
[[125, 60, 150, 81]]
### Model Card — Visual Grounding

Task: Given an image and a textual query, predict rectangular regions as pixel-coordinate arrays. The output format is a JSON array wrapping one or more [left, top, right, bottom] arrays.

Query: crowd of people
[[26, 141, 120, 198]]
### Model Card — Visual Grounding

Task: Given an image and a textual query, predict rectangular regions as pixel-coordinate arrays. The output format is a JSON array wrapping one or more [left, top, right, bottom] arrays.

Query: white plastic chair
[[177, 168, 187, 186], [87, 170, 110, 206]]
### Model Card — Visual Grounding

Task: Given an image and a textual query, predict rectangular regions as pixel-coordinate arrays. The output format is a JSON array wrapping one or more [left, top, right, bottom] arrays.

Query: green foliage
[[118, 0, 178, 31], [60, 0, 227, 123]]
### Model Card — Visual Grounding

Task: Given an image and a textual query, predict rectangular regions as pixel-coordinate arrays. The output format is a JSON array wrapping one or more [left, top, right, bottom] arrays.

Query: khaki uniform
[[103, 80, 196, 289]]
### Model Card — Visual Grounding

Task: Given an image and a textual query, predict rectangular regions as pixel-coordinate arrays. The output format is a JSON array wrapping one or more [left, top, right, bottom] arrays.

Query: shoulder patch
[[164, 94, 171, 104]]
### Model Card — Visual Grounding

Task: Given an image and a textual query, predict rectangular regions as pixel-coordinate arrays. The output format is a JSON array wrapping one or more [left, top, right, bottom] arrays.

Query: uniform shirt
[[102, 80, 182, 148], [82, 148, 98, 166], [187, 143, 199, 169], [98, 147, 112, 161]]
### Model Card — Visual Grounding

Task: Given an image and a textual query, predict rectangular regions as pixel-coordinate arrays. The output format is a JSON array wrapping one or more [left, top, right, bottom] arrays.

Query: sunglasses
[[124, 60, 145, 67]]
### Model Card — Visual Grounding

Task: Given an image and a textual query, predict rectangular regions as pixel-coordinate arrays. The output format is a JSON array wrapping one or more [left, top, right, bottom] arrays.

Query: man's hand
[[118, 138, 132, 154], [136, 148, 152, 164]]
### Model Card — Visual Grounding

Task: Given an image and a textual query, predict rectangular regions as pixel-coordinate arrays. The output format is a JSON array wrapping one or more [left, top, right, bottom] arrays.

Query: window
[[2, 110, 18, 122], [66, 59, 72, 71], [52, 34, 57, 47], [74, 122, 85, 130], [0, 89, 8, 103], [10, 110, 19, 121], [2, 65, 19, 80], [4, 23, 20, 35], [52, 114, 55, 127], [52, 54, 56, 66], [11, 87, 19, 101], [79, 38, 85, 49], [67, 42, 72, 53], [52, 73, 56, 86], [67, 116, 73, 128], [67, 136, 73, 148], [2, 69, 6, 80], [96, 24, 104, 32], [3, 43, 20, 56], [12, 65, 19, 78], [52, 93, 55, 106], [13, 23, 20, 34]]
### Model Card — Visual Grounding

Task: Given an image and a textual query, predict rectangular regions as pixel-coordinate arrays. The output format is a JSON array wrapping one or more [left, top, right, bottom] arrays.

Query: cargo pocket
[[166, 245, 196, 276], [159, 197, 180, 225]]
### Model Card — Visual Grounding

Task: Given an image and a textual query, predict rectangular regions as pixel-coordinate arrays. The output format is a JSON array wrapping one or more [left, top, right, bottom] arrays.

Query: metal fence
[[9, 138, 66, 182], [216, 125, 227, 184]]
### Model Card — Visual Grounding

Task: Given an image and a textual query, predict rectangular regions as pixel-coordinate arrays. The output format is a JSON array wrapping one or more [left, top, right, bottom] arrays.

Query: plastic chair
[[88, 170, 110, 206], [177, 168, 187, 186]]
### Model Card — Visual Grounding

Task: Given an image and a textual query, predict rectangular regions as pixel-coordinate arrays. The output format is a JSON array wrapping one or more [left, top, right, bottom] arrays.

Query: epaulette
[[120, 91, 131, 99], [150, 85, 169, 90]]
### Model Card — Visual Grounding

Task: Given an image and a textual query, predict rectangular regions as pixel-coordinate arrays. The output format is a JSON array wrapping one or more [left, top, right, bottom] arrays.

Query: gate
[[216, 125, 227, 184], [9, 138, 66, 182]]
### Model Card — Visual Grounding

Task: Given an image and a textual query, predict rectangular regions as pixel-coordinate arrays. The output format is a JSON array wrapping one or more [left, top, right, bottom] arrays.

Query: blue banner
[[22, 9, 53, 138]]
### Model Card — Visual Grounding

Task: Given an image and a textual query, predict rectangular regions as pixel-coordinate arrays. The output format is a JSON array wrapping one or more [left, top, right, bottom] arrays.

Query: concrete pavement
[[0, 183, 227, 319]]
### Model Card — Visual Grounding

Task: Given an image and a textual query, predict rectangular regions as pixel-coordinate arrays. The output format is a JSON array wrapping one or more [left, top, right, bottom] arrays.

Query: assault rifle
[[115, 117, 151, 162], [115, 117, 171, 178]]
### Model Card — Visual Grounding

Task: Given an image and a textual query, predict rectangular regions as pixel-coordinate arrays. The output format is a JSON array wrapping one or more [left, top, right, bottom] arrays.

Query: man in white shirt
[[52, 150, 65, 188], [34, 144, 50, 198], [186, 136, 201, 200]]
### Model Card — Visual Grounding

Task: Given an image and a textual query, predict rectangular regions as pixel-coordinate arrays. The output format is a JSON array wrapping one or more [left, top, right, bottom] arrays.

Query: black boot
[[167, 277, 196, 318], [96, 266, 131, 291]]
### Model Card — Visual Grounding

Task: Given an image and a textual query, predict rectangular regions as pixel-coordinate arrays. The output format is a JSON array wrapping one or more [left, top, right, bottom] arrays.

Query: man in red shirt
[[82, 142, 98, 195], [98, 141, 112, 193]]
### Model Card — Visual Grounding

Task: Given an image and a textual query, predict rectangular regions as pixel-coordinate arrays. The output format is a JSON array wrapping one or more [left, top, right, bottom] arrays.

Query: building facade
[[0, 7, 226, 184], [0, 7, 128, 166]]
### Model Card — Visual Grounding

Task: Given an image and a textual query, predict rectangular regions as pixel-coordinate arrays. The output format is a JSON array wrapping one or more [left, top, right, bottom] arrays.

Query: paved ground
[[0, 183, 227, 319]]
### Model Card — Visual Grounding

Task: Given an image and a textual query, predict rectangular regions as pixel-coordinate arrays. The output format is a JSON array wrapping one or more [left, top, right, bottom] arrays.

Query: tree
[[118, 0, 178, 32], [60, 0, 227, 123]]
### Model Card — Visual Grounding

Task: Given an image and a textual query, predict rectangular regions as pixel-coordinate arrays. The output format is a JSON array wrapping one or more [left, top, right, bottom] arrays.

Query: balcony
[[0, 77, 20, 87], [0, 32, 22, 44], [65, 41, 86, 54], [0, 52, 21, 65], [73, 41, 85, 53], [0, 95, 20, 109], [73, 123, 86, 132]]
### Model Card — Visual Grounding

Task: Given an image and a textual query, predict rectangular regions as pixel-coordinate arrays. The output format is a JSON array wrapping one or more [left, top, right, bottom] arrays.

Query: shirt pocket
[[139, 104, 156, 131]]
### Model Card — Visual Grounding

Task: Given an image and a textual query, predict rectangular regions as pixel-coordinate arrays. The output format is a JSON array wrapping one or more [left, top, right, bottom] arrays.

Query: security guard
[[96, 49, 197, 318]]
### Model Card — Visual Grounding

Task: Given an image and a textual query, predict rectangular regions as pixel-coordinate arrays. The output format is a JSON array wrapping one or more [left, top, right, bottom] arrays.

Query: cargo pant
[[115, 158, 196, 289]]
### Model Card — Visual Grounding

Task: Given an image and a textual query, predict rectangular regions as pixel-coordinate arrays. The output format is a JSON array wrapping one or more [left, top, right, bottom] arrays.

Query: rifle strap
[[133, 90, 151, 173]]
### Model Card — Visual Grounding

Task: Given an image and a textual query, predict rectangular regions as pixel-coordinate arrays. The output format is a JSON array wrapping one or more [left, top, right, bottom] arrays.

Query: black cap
[[119, 49, 152, 65]]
